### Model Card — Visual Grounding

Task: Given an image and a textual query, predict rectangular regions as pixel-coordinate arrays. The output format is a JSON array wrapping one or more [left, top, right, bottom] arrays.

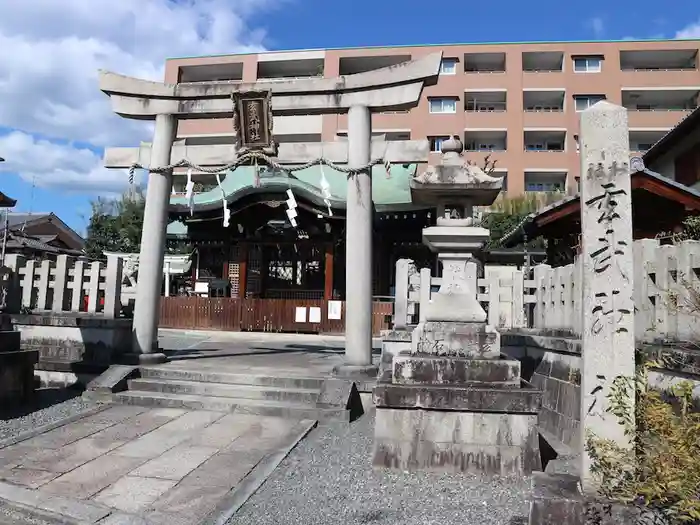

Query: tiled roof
[[5, 212, 50, 229], [497, 163, 700, 247], [5, 231, 84, 256], [643, 105, 700, 165]]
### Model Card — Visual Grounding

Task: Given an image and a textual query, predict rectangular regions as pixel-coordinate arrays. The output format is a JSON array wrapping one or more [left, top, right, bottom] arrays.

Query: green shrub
[[585, 358, 700, 523]]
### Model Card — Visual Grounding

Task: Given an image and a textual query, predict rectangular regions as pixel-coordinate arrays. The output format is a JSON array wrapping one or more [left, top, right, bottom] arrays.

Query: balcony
[[523, 90, 565, 112], [179, 63, 243, 82], [256, 57, 324, 80], [464, 130, 507, 152], [524, 130, 566, 152], [622, 89, 699, 112], [337, 130, 410, 141], [524, 171, 567, 192], [464, 90, 507, 112], [463, 52, 506, 73], [629, 130, 668, 153], [522, 51, 564, 73], [620, 49, 698, 72], [428, 136, 450, 153], [338, 54, 411, 75]]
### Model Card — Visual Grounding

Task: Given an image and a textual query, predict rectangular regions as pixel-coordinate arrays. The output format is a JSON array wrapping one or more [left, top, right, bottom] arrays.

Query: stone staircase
[[110, 366, 360, 421]]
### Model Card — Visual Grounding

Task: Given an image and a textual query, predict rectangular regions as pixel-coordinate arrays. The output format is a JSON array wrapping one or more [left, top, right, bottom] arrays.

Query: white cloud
[[676, 20, 700, 39], [588, 17, 605, 38], [0, 130, 139, 195], [0, 0, 280, 192]]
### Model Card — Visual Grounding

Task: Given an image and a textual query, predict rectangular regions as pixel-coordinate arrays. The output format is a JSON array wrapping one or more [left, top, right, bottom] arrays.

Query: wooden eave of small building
[[642, 105, 700, 167], [0, 191, 17, 208], [498, 165, 700, 247], [6, 212, 85, 251]]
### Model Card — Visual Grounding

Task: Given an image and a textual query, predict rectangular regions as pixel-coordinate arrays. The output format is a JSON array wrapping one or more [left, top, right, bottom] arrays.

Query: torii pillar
[[98, 53, 441, 365], [344, 105, 373, 371]]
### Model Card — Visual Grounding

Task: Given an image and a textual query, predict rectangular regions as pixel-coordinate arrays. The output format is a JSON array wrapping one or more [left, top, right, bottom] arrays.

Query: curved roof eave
[[169, 164, 421, 214]]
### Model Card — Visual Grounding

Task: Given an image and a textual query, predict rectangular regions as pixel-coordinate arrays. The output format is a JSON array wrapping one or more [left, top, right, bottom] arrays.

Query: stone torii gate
[[99, 52, 441, 370]]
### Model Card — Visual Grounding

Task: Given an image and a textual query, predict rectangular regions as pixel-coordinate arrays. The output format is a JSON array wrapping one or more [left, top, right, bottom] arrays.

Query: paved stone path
[[0, 404, 315, 524]]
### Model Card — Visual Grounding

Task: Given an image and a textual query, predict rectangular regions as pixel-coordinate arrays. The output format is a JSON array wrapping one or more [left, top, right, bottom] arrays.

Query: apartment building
[[165, 39, 700, 195]]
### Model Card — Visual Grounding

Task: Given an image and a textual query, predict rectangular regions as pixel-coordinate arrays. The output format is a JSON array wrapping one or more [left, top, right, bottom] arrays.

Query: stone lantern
[[371, 136, 542, 476], [409, 135, 502, 354]]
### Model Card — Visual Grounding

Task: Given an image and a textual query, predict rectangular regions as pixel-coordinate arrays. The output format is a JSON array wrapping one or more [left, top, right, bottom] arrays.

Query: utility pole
[[0, 157, 8, 267]]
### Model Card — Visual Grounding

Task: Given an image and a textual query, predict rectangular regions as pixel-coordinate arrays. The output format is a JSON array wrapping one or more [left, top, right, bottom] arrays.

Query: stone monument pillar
[[578, 101, 636, 493], [372, 137, 542, 475]]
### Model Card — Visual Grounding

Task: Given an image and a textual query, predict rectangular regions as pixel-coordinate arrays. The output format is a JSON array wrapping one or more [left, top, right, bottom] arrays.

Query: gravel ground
[[0, 388, 98, 442], [230, 410, 531, 525]]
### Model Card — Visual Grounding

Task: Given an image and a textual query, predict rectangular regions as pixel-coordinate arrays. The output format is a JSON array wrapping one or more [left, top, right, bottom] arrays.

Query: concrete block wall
[[502, 333, 582, 450], [503, 331, 700, 452]]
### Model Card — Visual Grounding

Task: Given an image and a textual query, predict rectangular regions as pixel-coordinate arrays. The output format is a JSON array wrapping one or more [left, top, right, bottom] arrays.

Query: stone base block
[[0, 347, 38, 404], [331, 363, 379, 389], [379, 329, 413, 381], [10, 313, 133, 370], [373, 381, 541, 413], [413, 321, 499, 358], [373, 408, 540, 475], [529, 472, 666, 525], [392, 355, 520, 386], [83, 364, 138, 401]]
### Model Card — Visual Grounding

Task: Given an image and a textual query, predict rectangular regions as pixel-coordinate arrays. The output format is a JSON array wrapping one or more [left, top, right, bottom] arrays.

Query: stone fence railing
[[394, 238, 700, 342], [2, 254, 124, 318], [531, 238, 700, 341], [393, 260, 534, 331]]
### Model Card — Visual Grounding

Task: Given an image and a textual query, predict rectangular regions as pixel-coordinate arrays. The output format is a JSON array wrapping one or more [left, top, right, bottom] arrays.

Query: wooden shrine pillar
[[324, 243, 334, 300]]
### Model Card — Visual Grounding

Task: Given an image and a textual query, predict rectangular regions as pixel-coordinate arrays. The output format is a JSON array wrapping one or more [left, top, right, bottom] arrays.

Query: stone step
[[113, 390, 349, 420], [139, 366, 325, 390], [128, 377, 321, 404]]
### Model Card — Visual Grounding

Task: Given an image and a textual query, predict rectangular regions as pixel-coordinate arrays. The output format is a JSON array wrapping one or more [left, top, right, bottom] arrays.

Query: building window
[[440, 58, 458, 75], [429, 98, 458, 114], [574, 95, 606, 112], [573, 57, 602, 73], [526, 181, 564, 192], [429, 136, 450, 152]]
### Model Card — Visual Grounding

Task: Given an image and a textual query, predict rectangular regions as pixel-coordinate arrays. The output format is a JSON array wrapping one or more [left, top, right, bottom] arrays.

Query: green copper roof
[[169, 164, 421, 213]]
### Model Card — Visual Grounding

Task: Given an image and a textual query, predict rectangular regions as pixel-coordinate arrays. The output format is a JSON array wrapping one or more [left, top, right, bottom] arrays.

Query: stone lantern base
[[0, 314, 38, 405], [372, 320, 542, 475]]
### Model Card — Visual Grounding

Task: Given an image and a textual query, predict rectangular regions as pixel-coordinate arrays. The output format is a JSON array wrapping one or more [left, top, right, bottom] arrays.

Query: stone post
[[393, 259, 411, 330], [104, 254, 124, 319], [164, 261, 171, 298], [578, 101, 636, 493], [342, 105, 374, 370], [131, 113, 175, 362]]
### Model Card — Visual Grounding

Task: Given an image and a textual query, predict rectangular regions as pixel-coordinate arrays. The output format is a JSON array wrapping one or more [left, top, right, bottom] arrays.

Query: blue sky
[[0, 0, 698, 237]]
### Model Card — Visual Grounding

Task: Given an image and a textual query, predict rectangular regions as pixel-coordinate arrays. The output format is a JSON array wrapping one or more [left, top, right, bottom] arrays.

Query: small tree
[[84, 188, 146, 260], [480, 193, 562, 250], [84, 188, 193, 260]]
